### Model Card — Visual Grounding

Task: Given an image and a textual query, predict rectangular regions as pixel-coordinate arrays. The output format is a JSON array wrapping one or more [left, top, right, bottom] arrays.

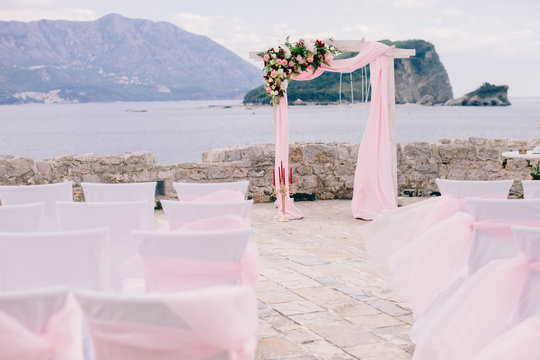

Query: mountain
[[243, 39, 453, 105], [0, 14, 262, 104]]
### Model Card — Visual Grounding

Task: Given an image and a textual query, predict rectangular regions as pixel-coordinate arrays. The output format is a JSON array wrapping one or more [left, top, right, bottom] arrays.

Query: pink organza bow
[[87, 318, 256, 360], [0, 294, 82, 360], [473, 219, 540, 237]]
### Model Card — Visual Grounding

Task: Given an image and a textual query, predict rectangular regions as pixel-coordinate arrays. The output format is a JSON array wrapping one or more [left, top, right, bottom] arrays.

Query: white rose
[[277, 68, 284, 76], [282, 79, 288, 90], [305, 39, 315, 52], [284, 48, 292, 58]]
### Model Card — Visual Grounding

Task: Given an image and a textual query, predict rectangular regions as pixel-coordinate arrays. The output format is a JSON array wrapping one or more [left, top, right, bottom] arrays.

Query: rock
[[418, 94, 435, 105], [445, 83, 510, 106]]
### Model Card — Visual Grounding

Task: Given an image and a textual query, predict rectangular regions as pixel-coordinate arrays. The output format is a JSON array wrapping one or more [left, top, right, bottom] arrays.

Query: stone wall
[[1, 137, 539, 202]]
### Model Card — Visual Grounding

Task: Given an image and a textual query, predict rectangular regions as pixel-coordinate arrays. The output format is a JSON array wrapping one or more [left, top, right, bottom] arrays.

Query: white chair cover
[[161, 199, 253, 230], [81, 182, 156, 229], [75, 286, 257, 360], [0, 182, 73, 231], [522, 180, 540, 199], [55, 201, 149, 291], [134, 228, 252, 292], [0, 202, 45, 232], [0, 228, 110, 291], [173, 181, 249, 201], [436, 178, 513, 198], [0, 287, 83, 360]]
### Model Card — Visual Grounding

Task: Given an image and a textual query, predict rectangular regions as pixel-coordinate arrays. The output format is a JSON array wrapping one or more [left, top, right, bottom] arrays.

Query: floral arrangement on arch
[[258, 37, 341, 105]]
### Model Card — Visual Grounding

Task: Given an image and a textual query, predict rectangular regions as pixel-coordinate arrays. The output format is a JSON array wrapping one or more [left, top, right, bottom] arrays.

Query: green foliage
[[531, 162, 540, 180], [466, 83, 509, 99]]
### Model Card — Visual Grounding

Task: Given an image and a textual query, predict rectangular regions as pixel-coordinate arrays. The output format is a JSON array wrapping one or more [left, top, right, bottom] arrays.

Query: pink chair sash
[[178, 190, 245, 202], [175, 215, 248, 232], [142, 255, 257, 292], [474, 219, 540, 237], [86, 317, 256, 360], [174, 215, 259, 289], [0, 294, 82, 360]]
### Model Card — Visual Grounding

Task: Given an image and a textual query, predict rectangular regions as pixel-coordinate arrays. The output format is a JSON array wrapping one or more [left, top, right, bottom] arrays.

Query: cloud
[[0, 8, 98, 22], [392, 0, 440, 9], [442, 8, 462, 16], [171, 12, 213, 35]]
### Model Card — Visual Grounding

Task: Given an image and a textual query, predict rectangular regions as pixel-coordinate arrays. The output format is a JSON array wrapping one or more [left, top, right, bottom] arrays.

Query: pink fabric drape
[[273, 41, 395, 219], [0, 294, 83, 360]]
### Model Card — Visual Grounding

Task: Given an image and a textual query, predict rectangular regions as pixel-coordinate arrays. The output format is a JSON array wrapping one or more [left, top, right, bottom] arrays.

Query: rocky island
[[445, 83, 510, 106]]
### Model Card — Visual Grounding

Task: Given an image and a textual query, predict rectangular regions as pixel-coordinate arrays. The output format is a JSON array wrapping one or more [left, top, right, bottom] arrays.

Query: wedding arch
[[250, 39, 415, 220]]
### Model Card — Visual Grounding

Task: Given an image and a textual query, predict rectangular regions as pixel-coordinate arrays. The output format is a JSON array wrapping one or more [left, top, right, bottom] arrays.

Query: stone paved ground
[[249, 200, 414, 360]]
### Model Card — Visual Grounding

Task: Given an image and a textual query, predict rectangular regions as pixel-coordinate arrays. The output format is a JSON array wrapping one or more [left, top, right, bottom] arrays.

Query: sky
[[1, 0, 539, 97]]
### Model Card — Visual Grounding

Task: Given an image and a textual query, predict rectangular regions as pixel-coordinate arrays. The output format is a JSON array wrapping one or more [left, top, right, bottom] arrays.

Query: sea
[[0, 98, 539, 164]]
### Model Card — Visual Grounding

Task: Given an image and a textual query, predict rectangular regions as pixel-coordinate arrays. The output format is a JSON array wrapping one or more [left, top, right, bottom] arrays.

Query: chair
[[0, 287, 83, 360], [173, 181, 249, 201], [81, 182, 156, 229], [0, 181, 73, 231], [436, 178, 513, 198], [412, 224, 540, 360], [0, 202, 45, 232], [522, 180, 540, 199], [75, 285, 258, 360], [0, 228, 110, 291], [134, 228, 254, 292], [364, 179, 514, 269], [55, 201, 149, 291], [161, 199, 253, 230], [466, 198, 540, 274], [392, 199, 540, 321]]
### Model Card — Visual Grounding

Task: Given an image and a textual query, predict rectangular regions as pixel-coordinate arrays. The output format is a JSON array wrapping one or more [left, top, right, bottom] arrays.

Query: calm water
[[0, 98, 539, 163]]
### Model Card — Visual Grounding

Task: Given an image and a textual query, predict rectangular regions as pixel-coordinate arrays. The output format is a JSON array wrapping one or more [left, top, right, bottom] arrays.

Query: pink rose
[[266, 87, 271, 93], [289, 61, 294, 67], [270, 70, 277, 78], [307, 57, 314, 63], [307, 65, 314, 71], [324, 52, 334, 62], [279, 59, 286, 66], [263, 54, 269, 61]]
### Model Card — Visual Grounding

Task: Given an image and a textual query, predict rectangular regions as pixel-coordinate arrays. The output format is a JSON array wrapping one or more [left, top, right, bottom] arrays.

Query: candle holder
[[273, 183, 295, 222]]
